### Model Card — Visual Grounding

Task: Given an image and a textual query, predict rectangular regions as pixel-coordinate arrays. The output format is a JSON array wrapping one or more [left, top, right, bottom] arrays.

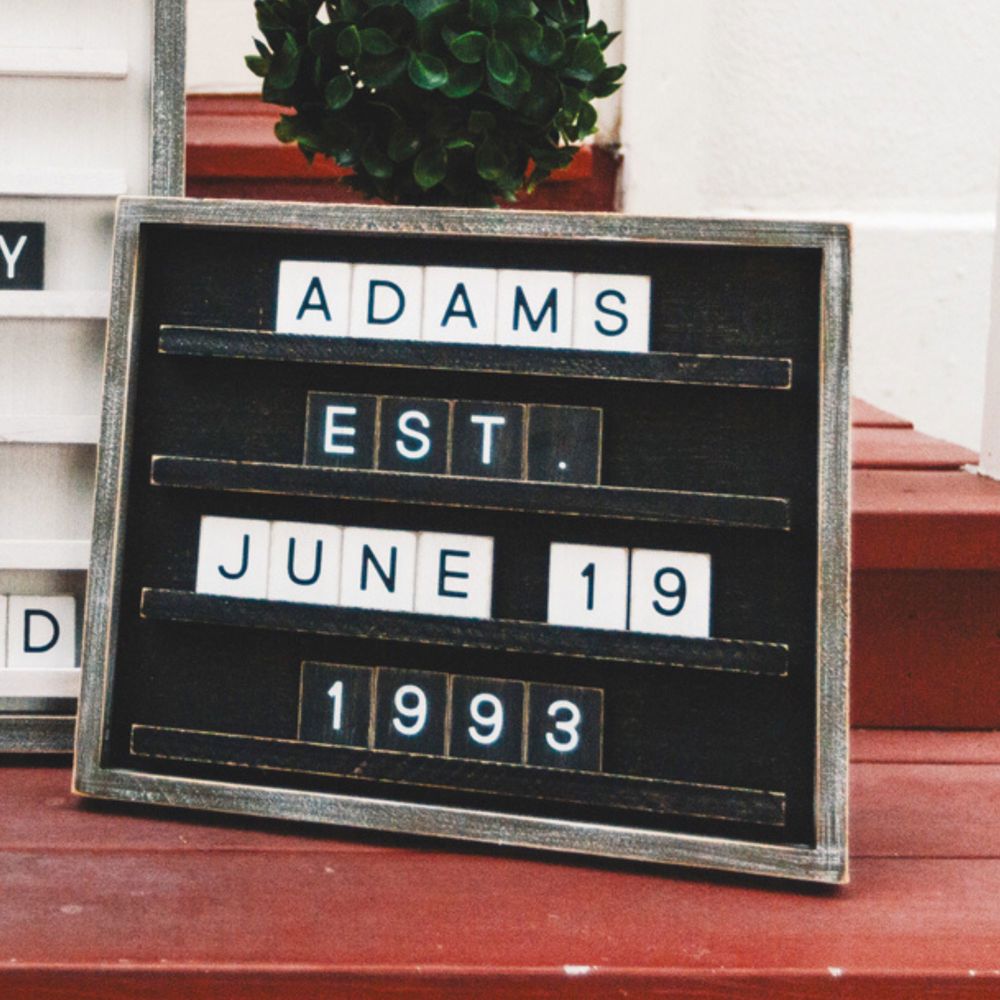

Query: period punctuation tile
[[267, 522, 343, 606], [349, 264, 424, 341], [414, 532, 494, 619], [299, 662, 373, 749], [547, 543, 629, 631], [7, 595, 76, 670], [377, 397, 451, 474], [526, 405, 603, 484], [373, 667, 448, 756], [629, 549, 712, 638], [526, 683, 603, 772], [449, 675, 525, 764], [450, 401, 525, 479], [276, 260, 352, 337], [195, 516, 271, 600], [304, 392, 378, 469], [573, 273, 651, 353], [495, 270, 575, 350], [340, 527, 418, 612], [422, 266, 498, 346]]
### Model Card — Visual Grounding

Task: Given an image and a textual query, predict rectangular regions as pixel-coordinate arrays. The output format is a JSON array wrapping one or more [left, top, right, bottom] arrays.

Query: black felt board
[[78, 204, 849, 879]]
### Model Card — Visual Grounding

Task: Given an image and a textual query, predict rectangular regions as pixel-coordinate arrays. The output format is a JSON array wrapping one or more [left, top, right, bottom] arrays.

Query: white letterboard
[[0, 0, 185, 750]]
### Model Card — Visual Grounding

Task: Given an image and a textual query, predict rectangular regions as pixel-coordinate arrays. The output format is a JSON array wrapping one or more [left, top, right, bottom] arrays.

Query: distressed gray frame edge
[[0, 2, 187, 753], [74, 197, 850, 884], [151, 0, 187, 198]]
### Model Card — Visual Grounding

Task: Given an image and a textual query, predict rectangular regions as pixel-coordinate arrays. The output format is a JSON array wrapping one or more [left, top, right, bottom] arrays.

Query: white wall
[[621, 0, 1000, 448], [186, 0, 999, 446]]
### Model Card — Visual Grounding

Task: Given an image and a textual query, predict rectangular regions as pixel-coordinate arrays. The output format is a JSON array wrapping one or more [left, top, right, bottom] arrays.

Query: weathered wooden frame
[[0, 0, 187, 753], [74, 197, 850, 883]]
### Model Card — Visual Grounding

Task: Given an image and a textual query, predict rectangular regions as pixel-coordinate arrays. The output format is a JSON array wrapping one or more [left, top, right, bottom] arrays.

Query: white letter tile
[[275, 260, 352, 337], [422, 267, 498, 346], [7, 595, 76, 670], [573, 273, 651, 353], [350, 264, 424, 341], [340, 527, 418, 612], [195, 516, 271, 599], [547, 543, 629, 631], [415, 532, 494, 619], [267, 522, 342, 606], [496, 269, 574, 350], [629, 549, 711, 638]]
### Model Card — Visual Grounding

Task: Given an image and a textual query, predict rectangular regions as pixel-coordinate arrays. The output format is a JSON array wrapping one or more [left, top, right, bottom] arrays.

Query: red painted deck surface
[[1, 731, 998, 998]]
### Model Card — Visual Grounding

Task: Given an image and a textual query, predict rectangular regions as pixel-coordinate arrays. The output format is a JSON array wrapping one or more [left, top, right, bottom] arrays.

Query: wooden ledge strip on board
[[158, 327, 794, 390], [0, 169, 127, 198], [150, 456, 793, 531], [139, 589, 790, 676], [0, 539, 90, 570], [129, 725, 786, 827], [0, 46, 128, 78], [0, 290, 109, 319]]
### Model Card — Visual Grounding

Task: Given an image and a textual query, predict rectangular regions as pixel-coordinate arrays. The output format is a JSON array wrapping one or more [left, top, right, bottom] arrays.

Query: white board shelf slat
[[0, 539, 91, 570], [0, 415, 100, 445], [0, 47, 128, 79], [0, 290, 109, 319], [0, 169, 127, 198]]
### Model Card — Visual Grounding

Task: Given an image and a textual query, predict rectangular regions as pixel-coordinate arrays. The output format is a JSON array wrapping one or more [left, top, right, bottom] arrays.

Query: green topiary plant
[[246, 0, 625, 206]]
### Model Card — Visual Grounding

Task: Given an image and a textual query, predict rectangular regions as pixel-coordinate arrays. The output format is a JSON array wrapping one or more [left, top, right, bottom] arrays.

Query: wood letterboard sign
[[75, 198, 850, 883]]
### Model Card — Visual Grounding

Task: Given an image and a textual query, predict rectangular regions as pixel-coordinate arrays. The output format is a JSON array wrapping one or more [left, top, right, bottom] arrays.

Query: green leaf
[[470, 0, 498, 27], [388, 123, 422, 162], [440, 61, 483, 98], [577, 101, 598, 135], [475, 137, 507, 181], [413, 144, 447, 189], [526, 25, 565, 66], [362, 139, 394, 179], [245, 54, 271, 77], [274, 115, 298, 143], [361, 28, 396, 54], [324, 71, 355, 109], [448, 30, 488, 64], [254, 37, 270, 58], [510, 16, 543, 54], [358, 50, 409, 87], [535, 0, 565, 21], [409, 51, 449, 89], [468, 110, 495, 133], [565, 35, 604, 82], [268, 34, 301, 88], [590, 63, 626, 98], [338, 0, 363, 21], [404, 0, 458, 19], [308, 24, 337, 57], [486, 39, 517, 85], [337, 24, 362, 60]]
